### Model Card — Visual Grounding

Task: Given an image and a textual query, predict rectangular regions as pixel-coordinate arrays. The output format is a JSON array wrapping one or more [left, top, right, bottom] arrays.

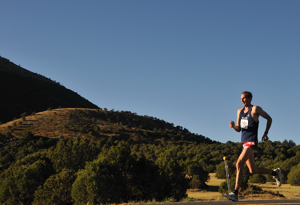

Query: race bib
[[241, 117, 248, 129]]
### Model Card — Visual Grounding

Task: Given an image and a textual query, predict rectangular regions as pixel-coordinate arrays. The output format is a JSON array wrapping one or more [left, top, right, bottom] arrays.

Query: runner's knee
[[236, 160, 243, 170]]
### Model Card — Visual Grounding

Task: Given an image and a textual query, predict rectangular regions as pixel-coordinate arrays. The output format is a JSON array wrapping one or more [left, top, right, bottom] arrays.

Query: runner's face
[[241, 94, 251, 107]]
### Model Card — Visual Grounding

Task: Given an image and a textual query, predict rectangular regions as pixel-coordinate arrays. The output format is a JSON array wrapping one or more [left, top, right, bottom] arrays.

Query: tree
[[185, 160, 209, 189], [0, 158, 54, 205], [127, 155, 165, 201], [49, 138, 98, 172], [99, 142, 166, 202], [156, 152, 189, 201], [33, 169, 76, 205], [21, 130, 34, 139], [71, 158, 127, 205], [287, 163, 300, 186], [215, 160, 235, 179]]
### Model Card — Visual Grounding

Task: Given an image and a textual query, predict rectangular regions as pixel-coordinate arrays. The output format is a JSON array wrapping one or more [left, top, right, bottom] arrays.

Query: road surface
[[146, 199, 300, 205]]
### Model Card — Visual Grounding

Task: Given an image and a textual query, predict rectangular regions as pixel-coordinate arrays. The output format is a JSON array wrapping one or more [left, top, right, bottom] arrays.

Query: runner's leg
[[235, 147, 253, 191], [245, 150, 272, 175]]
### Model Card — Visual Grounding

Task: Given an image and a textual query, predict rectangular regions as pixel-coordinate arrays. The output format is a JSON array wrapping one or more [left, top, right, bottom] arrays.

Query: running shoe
[[273, 168, 282, 187], [225, 192, 238, 202]]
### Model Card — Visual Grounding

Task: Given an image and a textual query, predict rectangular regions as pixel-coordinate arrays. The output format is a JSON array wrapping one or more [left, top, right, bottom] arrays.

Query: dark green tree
[[185, 160, 209, 189], [156, 152, 189, 201], [215, 160, 235, 179], [287, 163, 300, 186], [0, 158, 54, 205], [49, 138, 98, 172], [249, 174, 267, 184], [71, 158, 126, 205], [33, 169, 76, 205], [126, 155, 165, 201], [100, 142, 166, 201]]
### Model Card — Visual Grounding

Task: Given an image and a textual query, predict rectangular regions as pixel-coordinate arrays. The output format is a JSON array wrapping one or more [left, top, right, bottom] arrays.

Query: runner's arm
[[230, 109, 241, 132], [256, 106, 272, 141]]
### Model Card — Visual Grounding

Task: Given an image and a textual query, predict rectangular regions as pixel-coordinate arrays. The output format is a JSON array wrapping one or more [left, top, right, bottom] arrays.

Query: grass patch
[[256, 182, 300, 199], [187, 173, 226, 201], [186, 173, 300, 201]]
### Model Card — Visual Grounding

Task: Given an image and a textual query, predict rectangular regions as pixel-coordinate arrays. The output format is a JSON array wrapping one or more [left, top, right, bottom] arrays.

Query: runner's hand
[[262, 135, 269, 142]]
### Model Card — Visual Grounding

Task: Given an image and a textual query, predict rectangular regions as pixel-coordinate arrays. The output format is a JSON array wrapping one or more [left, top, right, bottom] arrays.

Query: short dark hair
[[242, 91, 252, 99]]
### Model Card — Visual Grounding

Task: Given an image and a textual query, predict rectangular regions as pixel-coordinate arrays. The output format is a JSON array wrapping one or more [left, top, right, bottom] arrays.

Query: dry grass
[[187, 173, 300, 201], [0, 108, 126, 140], [187, 173, 226, 201], [255, 182, 300, 199]]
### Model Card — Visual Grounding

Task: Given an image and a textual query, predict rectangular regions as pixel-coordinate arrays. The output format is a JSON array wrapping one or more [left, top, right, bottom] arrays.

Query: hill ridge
[[0, 56, 98, 123], [0, 108, 216, 144], [0, 56, 55, 83]]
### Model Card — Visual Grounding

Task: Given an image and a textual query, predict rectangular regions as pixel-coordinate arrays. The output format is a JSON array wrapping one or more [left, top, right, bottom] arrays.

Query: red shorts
[[243, 141, 256, 149]]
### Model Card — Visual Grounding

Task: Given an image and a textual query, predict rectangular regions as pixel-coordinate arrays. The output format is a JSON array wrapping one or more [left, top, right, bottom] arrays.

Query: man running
[[227, 91, 282, 202]]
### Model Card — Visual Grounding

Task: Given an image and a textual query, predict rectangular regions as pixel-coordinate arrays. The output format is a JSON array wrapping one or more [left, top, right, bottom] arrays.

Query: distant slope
[[0, 108, 216, 144], [0, 56, 98, 123]]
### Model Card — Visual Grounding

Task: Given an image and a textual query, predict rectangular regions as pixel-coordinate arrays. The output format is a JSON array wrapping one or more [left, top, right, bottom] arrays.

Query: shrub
[[71, 158, 127, 205], [0, 159, 54, 205], [185, 161, 209, 189], [33, 169, 76, 205], [215, 160, 235, 179], [156, 155, 189, 201], [249, 174, 267, 184], [287, 163, 300, 186], [22, 130, 34, 139], [219, 177, 235, 193]]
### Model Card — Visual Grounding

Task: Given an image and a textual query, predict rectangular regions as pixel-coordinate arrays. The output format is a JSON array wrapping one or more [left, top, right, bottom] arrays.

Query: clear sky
[[1, 1, 300, 145]]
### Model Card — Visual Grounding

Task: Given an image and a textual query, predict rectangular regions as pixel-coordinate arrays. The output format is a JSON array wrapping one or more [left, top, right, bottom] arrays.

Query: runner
[[227, 91, 282, 202]]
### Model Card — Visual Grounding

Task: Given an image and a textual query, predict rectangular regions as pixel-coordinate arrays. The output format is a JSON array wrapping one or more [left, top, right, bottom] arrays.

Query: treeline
[[0, 130, 299, 204], [0, 133, 206, 204], [82, 108, 215, 144]]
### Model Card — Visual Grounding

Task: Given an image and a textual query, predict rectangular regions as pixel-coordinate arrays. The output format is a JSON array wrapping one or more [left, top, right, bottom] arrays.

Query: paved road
[[146, 199, 300, 205]]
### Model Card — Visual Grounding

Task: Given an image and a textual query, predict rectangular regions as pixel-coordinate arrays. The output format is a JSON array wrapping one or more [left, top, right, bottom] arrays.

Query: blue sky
[[1, 1, 300, 145]]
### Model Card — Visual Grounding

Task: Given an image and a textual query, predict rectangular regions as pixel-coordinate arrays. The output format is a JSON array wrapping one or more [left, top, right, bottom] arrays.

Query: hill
[[0, 107, 215, 145], [0, 108, 217, 204], [0, 56, 98, 124], [0, 57, 299, 204]]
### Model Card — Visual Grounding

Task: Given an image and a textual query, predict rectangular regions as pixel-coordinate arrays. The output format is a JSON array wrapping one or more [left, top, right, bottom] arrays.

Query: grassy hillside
[[0, 108, 216, 204], [0, 56, 98, 124], [0, 108, 214, 145]]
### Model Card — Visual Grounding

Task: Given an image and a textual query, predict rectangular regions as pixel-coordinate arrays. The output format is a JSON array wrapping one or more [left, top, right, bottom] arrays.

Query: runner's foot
[[273, 168, 282, 187], [225, 192, 239, 202]]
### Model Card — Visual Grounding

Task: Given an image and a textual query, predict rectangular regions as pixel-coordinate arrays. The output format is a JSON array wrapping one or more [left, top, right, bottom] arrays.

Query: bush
[[215, 160, 235, 179], [219, 177, 235, 193], [156, 156, 189, 201], [287, 163, 300, 186], [21, 130, 34, 139], [33, 169, 76, 205], [99, 142, 169, 202], [127, 156, 166, 201], [185, 161, 209, 189], [0, 159, 54, 205], [71, 158, 127, 205], [249, 174, 267, 184], [219, 165, 250, 193]]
